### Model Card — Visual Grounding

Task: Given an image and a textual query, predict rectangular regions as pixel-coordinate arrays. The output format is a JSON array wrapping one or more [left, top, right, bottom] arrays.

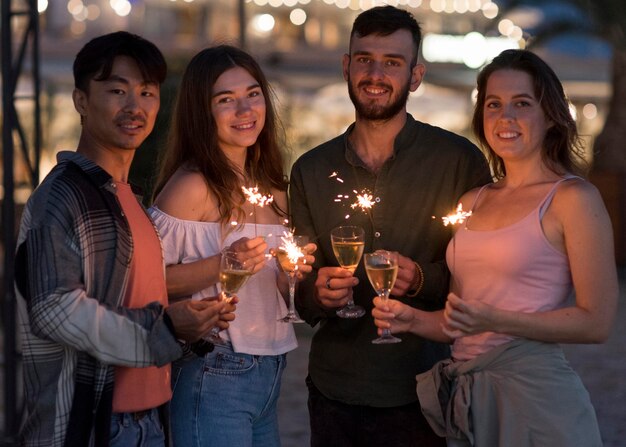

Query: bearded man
[[289, 6, 491, 446]]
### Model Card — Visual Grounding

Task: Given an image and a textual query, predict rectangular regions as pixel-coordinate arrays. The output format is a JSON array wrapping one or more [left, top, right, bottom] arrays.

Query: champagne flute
[[365, 250, 402, 344], [276, 234, 308, 323], [207, 248, 253, 343], [331, 225, 366, 318]]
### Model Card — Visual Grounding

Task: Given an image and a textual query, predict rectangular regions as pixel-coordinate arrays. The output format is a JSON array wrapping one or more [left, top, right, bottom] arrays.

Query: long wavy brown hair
[[472, 49, 588, 180], [153, 45, 288, 226]]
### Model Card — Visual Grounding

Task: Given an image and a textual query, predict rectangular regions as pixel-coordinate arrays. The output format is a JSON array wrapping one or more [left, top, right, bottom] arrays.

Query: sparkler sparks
[[279, 230, 306, 268], [241, 186, 274, 237], [242, 186, 274, 207], [442, 204, 472, 226], [329, 172, 344, 183], [351, 191, 375, 211], [329, 171, 377, 220], [442, 204, 471, 291]]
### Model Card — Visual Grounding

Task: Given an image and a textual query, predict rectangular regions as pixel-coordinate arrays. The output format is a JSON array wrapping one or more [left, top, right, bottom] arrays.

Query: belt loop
[[132, 409, 152, 421]]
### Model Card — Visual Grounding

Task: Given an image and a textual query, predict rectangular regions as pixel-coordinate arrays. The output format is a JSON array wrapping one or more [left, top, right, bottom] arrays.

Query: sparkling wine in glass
[[331, 226, 366, 318], [277, 234, 308, 323], [207, 248, 253, 343], [365, 250, 402, 344]]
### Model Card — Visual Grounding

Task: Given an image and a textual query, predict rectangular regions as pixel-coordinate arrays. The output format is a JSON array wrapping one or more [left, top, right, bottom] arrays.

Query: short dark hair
[[73, 31, 166, 92], [472, 49, 587, 178], [350, 6, 422, 64]]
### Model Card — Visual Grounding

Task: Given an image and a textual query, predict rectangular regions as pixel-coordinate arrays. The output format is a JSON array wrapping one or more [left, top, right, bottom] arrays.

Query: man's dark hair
[[350, 6, 422, 64], [73, 31, 166, 92]]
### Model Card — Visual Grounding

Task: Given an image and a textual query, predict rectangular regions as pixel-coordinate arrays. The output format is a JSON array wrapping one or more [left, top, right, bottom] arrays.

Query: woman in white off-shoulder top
[[149, 45, 315, 447]]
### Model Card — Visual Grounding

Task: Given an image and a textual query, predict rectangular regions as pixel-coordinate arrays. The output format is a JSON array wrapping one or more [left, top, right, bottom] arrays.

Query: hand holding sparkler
[[229, 236, 268, 275]]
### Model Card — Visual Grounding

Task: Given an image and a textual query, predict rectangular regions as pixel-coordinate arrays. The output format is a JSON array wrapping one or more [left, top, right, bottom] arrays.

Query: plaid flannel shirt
[[15, 151, 182, 447]]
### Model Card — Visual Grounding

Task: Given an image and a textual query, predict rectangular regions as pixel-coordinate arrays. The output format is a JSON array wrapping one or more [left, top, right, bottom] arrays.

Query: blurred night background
[[2, 0, 624, 445]]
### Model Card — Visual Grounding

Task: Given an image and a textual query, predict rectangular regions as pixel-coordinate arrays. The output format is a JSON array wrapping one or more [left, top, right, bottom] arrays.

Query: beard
[[347, 75, 411, 121]]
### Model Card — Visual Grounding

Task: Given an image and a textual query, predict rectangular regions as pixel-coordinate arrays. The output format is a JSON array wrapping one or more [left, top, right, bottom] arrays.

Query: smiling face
[[483, 69, 553, 165], [211, 66, 266, 154], [343, 29, 424, 121], [72, 55, 160, 153]]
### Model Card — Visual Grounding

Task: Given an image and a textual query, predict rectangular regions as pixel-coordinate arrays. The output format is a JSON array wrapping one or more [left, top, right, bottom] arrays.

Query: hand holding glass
[[276, 235, 309, 323], [331, 226, 366, 318], [365, 250, 401, 344], [207, 249, 253, 343]]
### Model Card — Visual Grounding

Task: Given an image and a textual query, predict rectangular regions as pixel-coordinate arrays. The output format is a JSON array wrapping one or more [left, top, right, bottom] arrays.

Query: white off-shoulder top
[[149, 206, 297, 356]]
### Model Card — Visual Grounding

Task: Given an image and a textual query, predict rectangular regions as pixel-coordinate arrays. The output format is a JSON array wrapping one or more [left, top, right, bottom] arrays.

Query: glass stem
[[288, 272, 297, 315], [381, 293, 390, 337]]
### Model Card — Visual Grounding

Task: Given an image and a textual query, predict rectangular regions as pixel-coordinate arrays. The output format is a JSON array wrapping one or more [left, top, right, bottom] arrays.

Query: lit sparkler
[[441, 203, 471, 292], [442, 203, 472, 226], [276, 229, 308, 323], [351, 190, 375, 212], [329, 171, 376, 221], [242, 186, 274, 207], [242, 186, 274, 237], [340, 188, 376, 222], [279, 230, 306, 268]]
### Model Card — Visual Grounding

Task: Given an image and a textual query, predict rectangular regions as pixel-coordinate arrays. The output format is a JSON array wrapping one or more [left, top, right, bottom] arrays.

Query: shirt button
[[375, 197, 381, 203], [374, 231, 381, 238]]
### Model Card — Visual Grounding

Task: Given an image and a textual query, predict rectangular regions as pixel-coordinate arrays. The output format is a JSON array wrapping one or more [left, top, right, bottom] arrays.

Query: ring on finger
[[326, 278, 332, 290]]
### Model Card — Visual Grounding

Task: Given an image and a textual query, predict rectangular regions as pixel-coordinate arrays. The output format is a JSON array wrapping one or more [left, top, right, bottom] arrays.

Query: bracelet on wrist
[[406, 261, 424, 297]]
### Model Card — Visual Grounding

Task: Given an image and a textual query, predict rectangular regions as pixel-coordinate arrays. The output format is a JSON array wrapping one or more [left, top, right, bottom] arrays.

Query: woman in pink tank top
[[372, 50, 618, 446]]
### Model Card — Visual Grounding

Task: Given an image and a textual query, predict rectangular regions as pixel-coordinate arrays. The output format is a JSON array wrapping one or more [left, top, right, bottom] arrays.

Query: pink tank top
[[449, 177, 575, 361]]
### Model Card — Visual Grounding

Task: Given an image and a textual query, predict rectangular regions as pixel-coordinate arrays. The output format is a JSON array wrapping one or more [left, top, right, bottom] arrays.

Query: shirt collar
[[342, 113, 416, 168], [57, 151, 144, 197]]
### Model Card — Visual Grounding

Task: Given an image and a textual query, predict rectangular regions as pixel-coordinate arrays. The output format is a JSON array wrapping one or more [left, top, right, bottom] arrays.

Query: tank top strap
[[468, 183, 491, 212], [538, 175, 582, 219]]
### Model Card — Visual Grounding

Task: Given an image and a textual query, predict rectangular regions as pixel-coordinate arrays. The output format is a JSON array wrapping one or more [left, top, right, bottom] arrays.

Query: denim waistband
[[111, 407, 160, 423], [211, 340, 287, 362]]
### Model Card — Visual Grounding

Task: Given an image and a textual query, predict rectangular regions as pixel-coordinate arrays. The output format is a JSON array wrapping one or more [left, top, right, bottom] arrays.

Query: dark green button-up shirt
[[290, 114, 491, 407]]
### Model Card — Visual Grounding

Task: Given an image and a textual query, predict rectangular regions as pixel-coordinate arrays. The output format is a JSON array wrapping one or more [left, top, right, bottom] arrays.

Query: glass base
[[278, 312, 305, 323], [372, 334, 402, 344], [336, 304, 366, 319]]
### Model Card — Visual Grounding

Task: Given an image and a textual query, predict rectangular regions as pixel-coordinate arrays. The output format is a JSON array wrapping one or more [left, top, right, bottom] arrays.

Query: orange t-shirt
[[112, 182, 172, 412]]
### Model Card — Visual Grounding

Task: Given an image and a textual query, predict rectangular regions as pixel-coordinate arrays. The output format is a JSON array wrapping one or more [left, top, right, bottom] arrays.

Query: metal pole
[[238, 0, 246, 50], [1, 0, 18, 441], [32, 0, 41, 184]]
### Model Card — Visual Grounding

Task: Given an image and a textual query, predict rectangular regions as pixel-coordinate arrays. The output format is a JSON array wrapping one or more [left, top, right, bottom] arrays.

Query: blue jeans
[[170, 342, 287, 447], [109, 408, 165, 447]]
